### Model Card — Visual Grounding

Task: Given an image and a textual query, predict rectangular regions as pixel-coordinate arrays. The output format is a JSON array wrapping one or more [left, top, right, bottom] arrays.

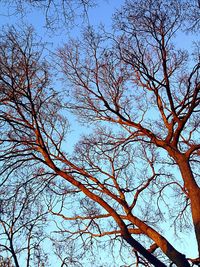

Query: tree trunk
[[176, 154, 200, 257], [123, 235, 167, 267], [127, 214, 190, 267]]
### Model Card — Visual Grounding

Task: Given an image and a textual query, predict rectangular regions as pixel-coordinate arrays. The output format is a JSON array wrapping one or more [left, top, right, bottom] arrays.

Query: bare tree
[[0, 166, 50, 267], [56, 0, 200, 265], [0, 0, 200, 266]]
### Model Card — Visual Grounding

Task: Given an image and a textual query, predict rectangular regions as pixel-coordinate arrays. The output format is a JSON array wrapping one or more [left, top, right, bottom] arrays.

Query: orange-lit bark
[[127, 213, 190, 267], [1, 4, 200, 265], [176, 155, 200, 257]]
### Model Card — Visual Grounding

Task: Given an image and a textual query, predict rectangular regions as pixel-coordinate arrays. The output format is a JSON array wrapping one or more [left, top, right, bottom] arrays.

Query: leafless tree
[[0, 0, 200, 266], [0, 166, 50, 267], [57, 0, 200, 265]]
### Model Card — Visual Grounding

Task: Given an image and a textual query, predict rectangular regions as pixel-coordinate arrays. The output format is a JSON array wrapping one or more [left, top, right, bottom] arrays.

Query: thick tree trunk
[[127, 214, 190, 267], [176, 155, 200, 257], [123, 234, 167, 267]]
